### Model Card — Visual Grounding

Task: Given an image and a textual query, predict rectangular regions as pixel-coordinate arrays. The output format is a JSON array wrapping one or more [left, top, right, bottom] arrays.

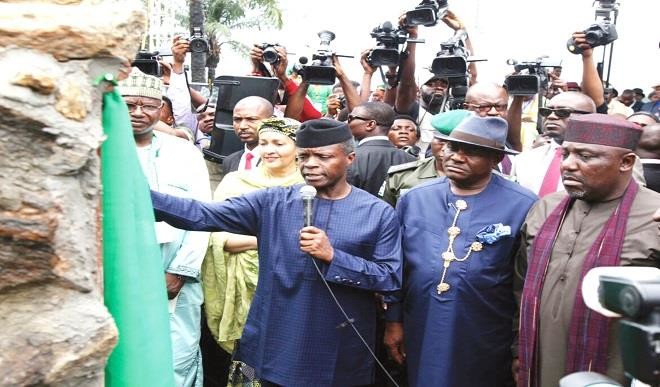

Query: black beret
[[295, 118, 353, 148]]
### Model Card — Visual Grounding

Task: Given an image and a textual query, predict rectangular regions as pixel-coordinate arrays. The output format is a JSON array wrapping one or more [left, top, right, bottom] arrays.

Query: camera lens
[[263, 48, 279, 63], [620, 286, 642, 318], [584, 30, 603, 45]]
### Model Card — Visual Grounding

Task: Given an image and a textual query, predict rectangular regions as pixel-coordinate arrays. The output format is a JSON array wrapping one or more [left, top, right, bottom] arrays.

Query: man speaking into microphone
[[151, 118, 402, 387]]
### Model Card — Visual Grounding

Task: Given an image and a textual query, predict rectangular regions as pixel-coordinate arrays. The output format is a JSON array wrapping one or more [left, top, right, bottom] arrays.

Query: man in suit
[[221, 96, 274, 174], [347, 102, 416, 196]]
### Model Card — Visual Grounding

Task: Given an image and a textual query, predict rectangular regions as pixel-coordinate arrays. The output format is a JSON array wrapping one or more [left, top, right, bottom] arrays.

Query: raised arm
[[572, 31, 605, 107]]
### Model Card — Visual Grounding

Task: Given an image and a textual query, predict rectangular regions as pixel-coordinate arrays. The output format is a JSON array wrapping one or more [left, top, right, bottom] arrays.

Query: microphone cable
[[308, 255, 401, 387]]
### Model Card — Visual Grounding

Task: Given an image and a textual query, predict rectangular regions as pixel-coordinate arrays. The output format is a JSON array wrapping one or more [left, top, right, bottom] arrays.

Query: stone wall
[[0, 1, 145, 385]]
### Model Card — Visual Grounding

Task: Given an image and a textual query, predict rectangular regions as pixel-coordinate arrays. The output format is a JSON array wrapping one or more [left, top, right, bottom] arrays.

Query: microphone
[[300, 185, 317, 227]]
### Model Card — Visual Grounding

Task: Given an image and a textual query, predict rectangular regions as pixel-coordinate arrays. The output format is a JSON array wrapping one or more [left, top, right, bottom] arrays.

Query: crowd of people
[[114, 8, 659, 387]]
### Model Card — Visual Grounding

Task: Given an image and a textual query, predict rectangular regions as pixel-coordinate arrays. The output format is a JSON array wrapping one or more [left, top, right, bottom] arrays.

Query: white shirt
[[511, 140, 563, 195], [512, 140, 647, 195], [238, 144, 261, 171], [358, 135, 389, 146]]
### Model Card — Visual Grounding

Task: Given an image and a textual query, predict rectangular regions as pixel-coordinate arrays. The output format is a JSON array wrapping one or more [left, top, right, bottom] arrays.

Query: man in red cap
[[515, 114, 660, 386]]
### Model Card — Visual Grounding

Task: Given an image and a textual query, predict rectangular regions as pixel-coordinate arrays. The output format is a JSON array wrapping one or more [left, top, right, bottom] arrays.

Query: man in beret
[[385, 115, 538, 386], [150, 118, 402, 386], [516, 114, 660, 386], [118, 68, 211, 387], [379, 109, 471, 207]]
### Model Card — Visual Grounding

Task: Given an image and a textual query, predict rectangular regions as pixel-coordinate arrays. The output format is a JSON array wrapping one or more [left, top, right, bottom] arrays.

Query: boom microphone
[[300, 185, 317, 227]]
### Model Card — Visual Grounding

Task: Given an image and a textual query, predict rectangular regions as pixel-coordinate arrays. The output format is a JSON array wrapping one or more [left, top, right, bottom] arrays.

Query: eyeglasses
[[126, 102, 162, 114], [347, 114, 375, 124], [464, 103, 508, 113], [538, 107, 590, 119]]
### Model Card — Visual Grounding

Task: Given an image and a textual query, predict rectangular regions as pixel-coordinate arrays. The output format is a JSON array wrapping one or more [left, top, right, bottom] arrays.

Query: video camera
[[430, 30, 470, 87], [560, 267, 660, 386], [504, 57, 561, 96], [405, 0, 448, 27], [566, 20, 618, 55], [259, 43, 281, 64], [367, 21, 424, 67], [297, 30, 351, 85], [132, 50, 163, 77], [188, 26, 209, 54], [599, 271, 660, 385]]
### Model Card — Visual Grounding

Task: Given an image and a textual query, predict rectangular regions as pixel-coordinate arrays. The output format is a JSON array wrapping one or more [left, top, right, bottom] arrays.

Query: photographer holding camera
[[393, 10, 477, 153], [162, 36, 211, 148], [249, 44, 323, 122]]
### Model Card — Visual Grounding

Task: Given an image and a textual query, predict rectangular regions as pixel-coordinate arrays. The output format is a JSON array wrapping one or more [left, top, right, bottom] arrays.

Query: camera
[[297, 30, 338, 85], [368, 21, 424, 67], [562, 267, 660, 387], [430, 30, 469, 86], [188, 27, 209, 54], [338, 95, 346, 110], [405, 0, 448, 27], [259, 43, 280, 64], [131, 50, 163, 77], [566, 20, 618, 55], [504, 57, 560, 96]]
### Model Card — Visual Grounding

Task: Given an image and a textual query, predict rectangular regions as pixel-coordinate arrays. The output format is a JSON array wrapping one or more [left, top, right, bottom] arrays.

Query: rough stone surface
[[0, 1, 145, 385], [0, 2, 145, 62]]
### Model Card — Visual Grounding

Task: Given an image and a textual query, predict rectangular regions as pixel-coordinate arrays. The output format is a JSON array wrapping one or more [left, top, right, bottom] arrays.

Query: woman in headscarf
[[201, 118, 304, 370]]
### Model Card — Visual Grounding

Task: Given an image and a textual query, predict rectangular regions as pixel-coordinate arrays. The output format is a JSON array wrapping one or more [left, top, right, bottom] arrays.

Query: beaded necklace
[[437, 199, 483, 294]]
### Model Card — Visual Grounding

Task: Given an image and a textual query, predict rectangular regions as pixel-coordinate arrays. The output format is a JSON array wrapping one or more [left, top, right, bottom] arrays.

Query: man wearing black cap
[[384, 115, 537, 386], [150, 118, 402, 386], [516, 114, 660, 387]]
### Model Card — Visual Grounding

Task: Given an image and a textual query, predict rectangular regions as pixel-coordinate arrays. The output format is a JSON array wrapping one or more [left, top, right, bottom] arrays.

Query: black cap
[[295, 118, 352, 148]]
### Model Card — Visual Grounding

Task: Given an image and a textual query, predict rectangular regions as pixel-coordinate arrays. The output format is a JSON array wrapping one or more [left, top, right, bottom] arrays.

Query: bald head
[[234, 96, 274, 117], [542, 92, 597, 144], [548, 92, 597, 112], [465, 82, 509, 118], [636, 123, 660, 159], [232, 96, 274, 148]]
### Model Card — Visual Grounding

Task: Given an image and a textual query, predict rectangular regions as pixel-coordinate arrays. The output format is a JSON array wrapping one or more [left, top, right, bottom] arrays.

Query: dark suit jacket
[[348, 138, 417, 196], [222, 149, 243, 173]]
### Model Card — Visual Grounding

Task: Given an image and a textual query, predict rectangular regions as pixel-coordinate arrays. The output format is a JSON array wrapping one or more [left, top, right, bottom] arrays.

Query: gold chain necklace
[[437, 199, 483, 294]]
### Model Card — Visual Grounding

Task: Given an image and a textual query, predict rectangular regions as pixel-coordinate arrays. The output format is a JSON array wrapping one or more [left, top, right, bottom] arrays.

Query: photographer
[[294, 52, 359, 122], [249, 44, 322, 122], [163, 35, 211, 149], [394, 10, 477, 152], [358, 49, 396, 106]]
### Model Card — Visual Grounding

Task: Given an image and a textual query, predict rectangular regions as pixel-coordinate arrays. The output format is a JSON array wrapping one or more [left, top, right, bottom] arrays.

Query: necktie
[[538, 147, 562, 197], [245, 152, 254, 171]]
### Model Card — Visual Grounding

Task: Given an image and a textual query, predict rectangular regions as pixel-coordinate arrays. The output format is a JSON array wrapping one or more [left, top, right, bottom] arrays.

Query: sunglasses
[[464, 103, 508, 113], [347, 114, 375, 123], [538, 107, 590, 119]]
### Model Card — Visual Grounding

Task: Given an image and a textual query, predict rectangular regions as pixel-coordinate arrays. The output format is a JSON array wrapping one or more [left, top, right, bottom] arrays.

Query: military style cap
[[431, 109, 472, 136]]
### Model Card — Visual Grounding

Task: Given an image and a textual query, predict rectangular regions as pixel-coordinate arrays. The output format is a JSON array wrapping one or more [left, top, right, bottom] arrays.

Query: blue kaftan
[[387, 175, 537, 387], [151, 185, 402, 387]]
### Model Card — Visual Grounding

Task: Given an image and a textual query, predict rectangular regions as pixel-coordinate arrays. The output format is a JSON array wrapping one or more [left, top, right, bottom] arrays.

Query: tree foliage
[[199, 0, 284, 81]]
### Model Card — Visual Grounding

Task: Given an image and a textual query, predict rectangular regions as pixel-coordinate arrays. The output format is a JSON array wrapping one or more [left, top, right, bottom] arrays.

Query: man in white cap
[[118, 68, 211, 387]]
